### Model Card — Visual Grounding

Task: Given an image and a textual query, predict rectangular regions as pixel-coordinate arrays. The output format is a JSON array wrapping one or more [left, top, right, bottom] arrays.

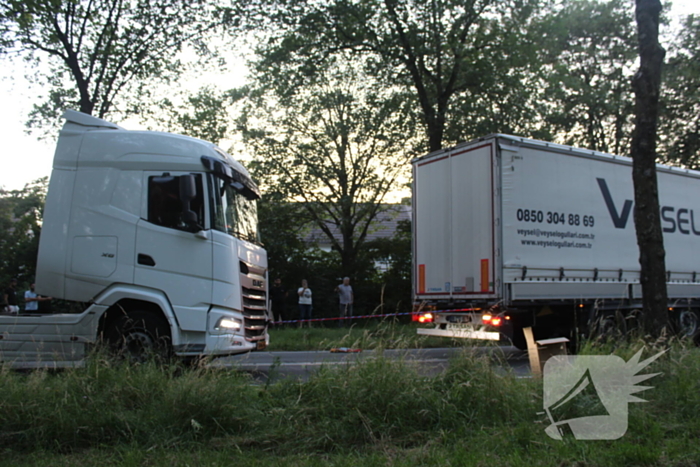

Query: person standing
[[297, 279, 313, 328], [334, 277, 354, 327], [3, 278, 19, 315], [24, 282, 52, 313], [270, 278, 287, 325]]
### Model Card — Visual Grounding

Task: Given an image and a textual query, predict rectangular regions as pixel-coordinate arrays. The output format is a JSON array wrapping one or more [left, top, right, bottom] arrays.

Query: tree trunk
[[630, 0, 668, 336]]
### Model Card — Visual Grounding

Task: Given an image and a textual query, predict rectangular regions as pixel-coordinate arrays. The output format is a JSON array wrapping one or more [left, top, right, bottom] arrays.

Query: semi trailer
[[0, 110, 269, 367], [412, 134, 700, 349]]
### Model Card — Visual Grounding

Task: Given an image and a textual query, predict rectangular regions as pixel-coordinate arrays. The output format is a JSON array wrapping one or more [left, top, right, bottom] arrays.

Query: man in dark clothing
[[270, 278, 287, 324], [4, 278, 19, 314]]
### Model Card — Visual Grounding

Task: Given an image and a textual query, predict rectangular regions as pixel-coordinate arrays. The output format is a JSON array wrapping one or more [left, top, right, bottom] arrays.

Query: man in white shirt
[[334, 277, 354, 327], [297, 279, 313, 328], [24, 283, 51, 312]]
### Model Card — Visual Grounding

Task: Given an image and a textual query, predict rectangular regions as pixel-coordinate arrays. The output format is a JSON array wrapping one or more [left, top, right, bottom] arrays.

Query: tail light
[[482, 313, 504, 327], [418, 313, 434, 323], [413, 312, 434, 323]]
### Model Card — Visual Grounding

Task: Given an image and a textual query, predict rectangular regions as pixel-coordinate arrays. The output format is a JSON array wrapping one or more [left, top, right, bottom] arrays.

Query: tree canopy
[[659, 14, 700, 167], [250, 0, 544, 152], [540, 0, 637, 154], [0, 0, 229, 131], [241, 63, 418, 277]]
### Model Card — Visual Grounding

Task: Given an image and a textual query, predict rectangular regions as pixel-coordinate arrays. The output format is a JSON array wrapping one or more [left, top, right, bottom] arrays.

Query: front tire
[[105, 310, 172, 362]]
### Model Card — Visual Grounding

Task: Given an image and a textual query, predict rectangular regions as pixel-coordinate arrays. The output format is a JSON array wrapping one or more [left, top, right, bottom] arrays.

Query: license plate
[[447, 323, 473, 329], [256, 340, 267, 350]]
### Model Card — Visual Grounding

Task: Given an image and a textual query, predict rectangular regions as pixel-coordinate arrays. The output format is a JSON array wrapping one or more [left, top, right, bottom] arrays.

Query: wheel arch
[[92, 285, 181, 346], [98, 299, 171, 341]]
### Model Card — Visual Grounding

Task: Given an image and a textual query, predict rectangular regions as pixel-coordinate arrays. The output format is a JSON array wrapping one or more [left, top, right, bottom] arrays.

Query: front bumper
[[173, 306, 269, 357]]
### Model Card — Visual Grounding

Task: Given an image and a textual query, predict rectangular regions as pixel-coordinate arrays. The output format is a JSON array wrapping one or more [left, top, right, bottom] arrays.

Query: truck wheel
[[676, 310, 699, 338], [106, 310, 172, 362]]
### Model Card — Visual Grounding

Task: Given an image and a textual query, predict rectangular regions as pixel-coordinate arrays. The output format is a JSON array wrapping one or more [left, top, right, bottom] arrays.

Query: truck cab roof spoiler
[[62, 109, 125, 131]]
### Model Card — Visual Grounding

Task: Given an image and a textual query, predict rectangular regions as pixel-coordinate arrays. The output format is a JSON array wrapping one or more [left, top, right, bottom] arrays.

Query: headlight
[[215, 317, 242, 331]]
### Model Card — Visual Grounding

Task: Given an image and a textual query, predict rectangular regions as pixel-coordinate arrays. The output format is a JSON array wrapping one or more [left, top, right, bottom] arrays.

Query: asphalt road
[[210, 345, 532, 382]]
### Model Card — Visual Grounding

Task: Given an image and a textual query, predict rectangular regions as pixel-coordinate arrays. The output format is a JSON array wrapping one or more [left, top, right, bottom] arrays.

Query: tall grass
[[268, 321, 473, 351], [1, 340, 698, 466]]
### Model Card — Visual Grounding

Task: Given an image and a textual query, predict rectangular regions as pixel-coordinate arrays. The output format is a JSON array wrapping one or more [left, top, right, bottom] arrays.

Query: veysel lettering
[[597, 178, 700, 234]]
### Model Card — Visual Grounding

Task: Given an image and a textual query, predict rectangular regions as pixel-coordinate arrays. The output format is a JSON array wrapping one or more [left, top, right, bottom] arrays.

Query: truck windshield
[[210, 175, 260, 244]]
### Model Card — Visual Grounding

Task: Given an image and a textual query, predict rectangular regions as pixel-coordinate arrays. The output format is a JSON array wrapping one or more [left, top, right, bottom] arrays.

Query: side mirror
[[179, 174, 197, 202], [179, 175, 203, 232]]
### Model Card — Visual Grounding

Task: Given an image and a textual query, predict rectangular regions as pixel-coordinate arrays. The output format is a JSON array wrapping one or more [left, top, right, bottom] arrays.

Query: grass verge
[[0, 339, 698, 466]]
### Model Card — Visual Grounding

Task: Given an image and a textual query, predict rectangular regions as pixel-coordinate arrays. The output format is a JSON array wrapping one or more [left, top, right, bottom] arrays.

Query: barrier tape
[[270, 308, 482, 325]]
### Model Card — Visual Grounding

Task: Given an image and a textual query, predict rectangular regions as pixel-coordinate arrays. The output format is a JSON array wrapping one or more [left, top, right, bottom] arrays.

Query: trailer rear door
[[413, 140, 499, 302]]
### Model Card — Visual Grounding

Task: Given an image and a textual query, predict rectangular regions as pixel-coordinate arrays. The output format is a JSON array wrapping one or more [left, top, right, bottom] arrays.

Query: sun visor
[[201, 155, 261, 200]]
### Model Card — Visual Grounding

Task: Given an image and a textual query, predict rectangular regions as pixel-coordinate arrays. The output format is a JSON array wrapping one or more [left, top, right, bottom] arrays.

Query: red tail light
[[418, 313, 434, 323], [482, 314, 503, 327]]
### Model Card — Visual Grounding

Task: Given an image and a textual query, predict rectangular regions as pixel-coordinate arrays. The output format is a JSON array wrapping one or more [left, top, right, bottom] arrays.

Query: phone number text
[[516, 209, 594, 227]]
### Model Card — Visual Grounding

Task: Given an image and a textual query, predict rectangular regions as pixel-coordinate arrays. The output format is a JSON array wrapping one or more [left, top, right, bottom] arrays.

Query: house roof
[[303, 204, 411, 246]]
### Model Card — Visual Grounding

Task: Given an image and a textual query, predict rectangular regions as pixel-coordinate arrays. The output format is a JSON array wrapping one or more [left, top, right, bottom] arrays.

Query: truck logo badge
[[252, 280, 263, 288], [597, 178, 633, 229], [541, 349, 665, 440], [101, 253, 115, 258]]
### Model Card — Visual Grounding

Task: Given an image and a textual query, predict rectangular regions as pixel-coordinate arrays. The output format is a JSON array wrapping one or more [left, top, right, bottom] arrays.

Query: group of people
[[270, 277, 354, 327], [2, 278, 52, 315]]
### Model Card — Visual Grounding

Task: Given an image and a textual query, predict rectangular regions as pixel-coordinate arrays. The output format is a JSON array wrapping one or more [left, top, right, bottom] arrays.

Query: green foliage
[[0, 177, 47, 288], [144, 86, 246, 145], [539, 0, 638, 154], [248, 0, 545, 151], [660, 14, 700, 167], [0, 0, 227, 132]]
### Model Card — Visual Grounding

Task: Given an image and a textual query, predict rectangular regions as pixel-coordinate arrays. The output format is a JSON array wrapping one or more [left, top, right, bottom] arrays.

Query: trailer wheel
[[676, 310, 699, 338], [106, 310, 172, 362], [593, 312, 625, 340]]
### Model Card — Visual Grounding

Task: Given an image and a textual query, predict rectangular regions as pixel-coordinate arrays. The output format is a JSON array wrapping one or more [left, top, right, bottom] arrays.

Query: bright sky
[[0, 1, 698, 191]]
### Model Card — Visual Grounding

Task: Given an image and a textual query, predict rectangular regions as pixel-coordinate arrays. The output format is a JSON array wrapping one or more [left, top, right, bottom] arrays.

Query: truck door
[[135, 172, 213, 332]]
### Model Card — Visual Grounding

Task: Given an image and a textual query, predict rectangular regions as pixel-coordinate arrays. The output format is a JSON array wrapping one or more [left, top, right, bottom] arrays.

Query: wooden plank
[[522, 326, 541, 377]]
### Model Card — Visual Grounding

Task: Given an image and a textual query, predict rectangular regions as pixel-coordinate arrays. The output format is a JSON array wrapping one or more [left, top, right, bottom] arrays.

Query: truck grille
[[241, 285, 267, 342]]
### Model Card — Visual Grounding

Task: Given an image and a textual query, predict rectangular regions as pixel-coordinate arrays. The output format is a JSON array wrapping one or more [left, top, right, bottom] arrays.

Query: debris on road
[[330, 348, 362, 353]]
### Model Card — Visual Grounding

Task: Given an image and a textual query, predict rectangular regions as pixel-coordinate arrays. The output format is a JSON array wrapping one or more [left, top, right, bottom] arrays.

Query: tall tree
[[249, 0, 543, 152], [658, 14, 700, 167], [541, 0, 637, 154], [0, 0, 227, 130], [630, 0, 668, 336], [241, 64, 418, 277]]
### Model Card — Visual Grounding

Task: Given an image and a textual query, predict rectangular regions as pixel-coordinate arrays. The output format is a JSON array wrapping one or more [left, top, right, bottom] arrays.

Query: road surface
[[210, 346, 532, 382]]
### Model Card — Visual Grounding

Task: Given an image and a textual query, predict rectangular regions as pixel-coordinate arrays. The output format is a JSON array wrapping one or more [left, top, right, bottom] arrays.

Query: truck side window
[[148, 175, 204, 231]]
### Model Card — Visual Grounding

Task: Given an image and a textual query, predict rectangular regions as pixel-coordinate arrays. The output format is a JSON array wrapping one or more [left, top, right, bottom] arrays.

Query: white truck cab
[[0, 110, 269, 367]]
